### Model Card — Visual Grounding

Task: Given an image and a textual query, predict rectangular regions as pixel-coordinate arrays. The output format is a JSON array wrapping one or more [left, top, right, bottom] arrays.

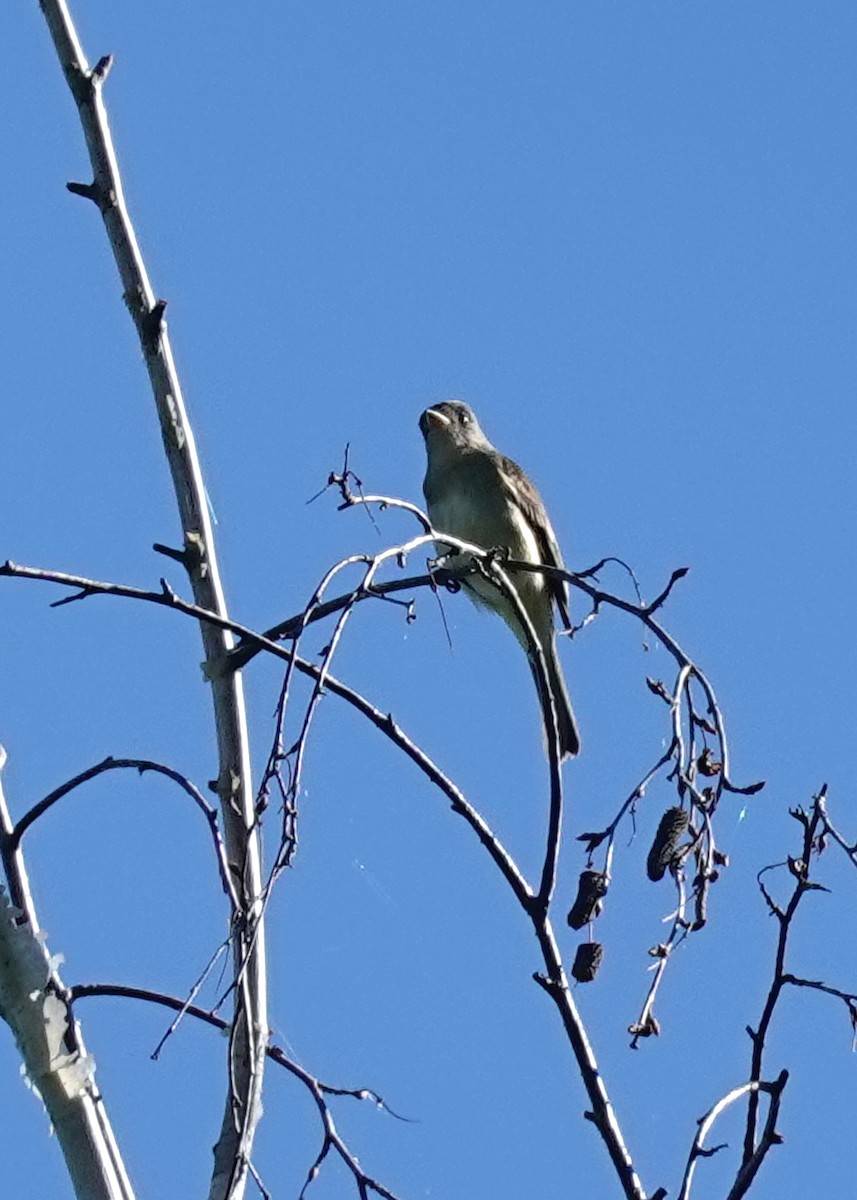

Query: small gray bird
[[419, 400, 580, 760]]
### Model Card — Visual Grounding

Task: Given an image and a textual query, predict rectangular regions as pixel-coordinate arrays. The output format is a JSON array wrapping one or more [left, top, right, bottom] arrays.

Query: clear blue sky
[[3, 3, 856, 1197]]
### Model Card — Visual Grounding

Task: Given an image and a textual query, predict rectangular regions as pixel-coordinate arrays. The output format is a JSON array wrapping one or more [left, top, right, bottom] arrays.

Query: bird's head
[[419, 401, 490, 459]]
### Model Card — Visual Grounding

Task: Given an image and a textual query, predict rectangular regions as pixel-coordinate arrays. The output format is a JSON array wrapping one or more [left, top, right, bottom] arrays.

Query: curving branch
[[36, 3, 268, 1196], [677, 1080, 755, 1200], [1, 556, 653, 1197], [70, 984, 405, 1200], [725, 1071, 788, 1200], [0, 747, 136, 1200], [0, 559, 533, 900], [677, 1073, 788, 1200], [258, 533, 439, 884], [8, 756, 239, 913], [3, 495, 761, 1200]]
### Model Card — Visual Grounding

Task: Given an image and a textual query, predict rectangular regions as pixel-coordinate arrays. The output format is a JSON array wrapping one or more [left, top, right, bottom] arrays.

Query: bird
[[419, 400, 580, 760]]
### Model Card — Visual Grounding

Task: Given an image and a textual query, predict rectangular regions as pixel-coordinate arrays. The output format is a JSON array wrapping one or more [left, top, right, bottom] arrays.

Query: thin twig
[[743, 799, 824, 1166], [8, 756, 239, 913], [677, 1080, 758, 1200], [2, 558, 654, 1194], [71, 984, 405, 1200], [725, 1072, 788, 1200], [677, 1074, 788, 1200]]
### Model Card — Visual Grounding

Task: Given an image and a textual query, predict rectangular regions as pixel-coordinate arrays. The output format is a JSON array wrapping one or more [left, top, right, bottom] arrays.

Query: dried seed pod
[[566, 870, 608, 929], [572, 941, 604, 983], [646, 806, 689, 881], [697, 747, 722, 777]]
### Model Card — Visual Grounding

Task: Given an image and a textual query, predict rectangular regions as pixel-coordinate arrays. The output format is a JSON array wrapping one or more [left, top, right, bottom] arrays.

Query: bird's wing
[[496, 454, 572, 629]]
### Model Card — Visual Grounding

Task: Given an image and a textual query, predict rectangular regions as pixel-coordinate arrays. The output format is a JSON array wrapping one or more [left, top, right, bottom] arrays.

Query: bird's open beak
[[420, 407, 451, 437]]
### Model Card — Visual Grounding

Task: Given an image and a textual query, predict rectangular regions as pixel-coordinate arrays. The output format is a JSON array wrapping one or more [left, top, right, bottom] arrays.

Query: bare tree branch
[[816, 792, 857, 872], [677, 1080, 756, 1200], [71, 983, 405, 1200], [0, 748, 136, 1200], [36, 2, 268, 1193], [677, 1073, 788, 1200], [8, 756, 239, 913], [725, 1071, 788, 1200], [1, 554, 655, 1195], [743, 799, 825, 1167], [781, 974, 857, 1036]]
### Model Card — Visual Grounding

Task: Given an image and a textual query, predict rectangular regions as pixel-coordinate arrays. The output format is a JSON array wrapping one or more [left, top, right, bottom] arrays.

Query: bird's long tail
[[531, 639, 581, 761]]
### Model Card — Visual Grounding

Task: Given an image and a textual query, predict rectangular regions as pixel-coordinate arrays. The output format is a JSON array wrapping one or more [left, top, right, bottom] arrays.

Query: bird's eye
[[459, 410, 471, 424]]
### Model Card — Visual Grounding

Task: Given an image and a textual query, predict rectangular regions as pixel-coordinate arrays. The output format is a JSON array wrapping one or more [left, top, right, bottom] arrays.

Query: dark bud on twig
[[787, 856, 807, 882], [572, 942, 604, 983], [67, 179, 100, 203], [645, 677, 671, 704], [576, 828, 609, 854], [647, 806, 689, 881], [567, 870, 608, 930], [92, 55, 114, 85], [696, 748, 722, 777], [699, 786, 716, 810], [152, 542, 190, 566], [646, 565, 690, 613], [141, 299, 168, 348], [628, 1014, 660, 1038]]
